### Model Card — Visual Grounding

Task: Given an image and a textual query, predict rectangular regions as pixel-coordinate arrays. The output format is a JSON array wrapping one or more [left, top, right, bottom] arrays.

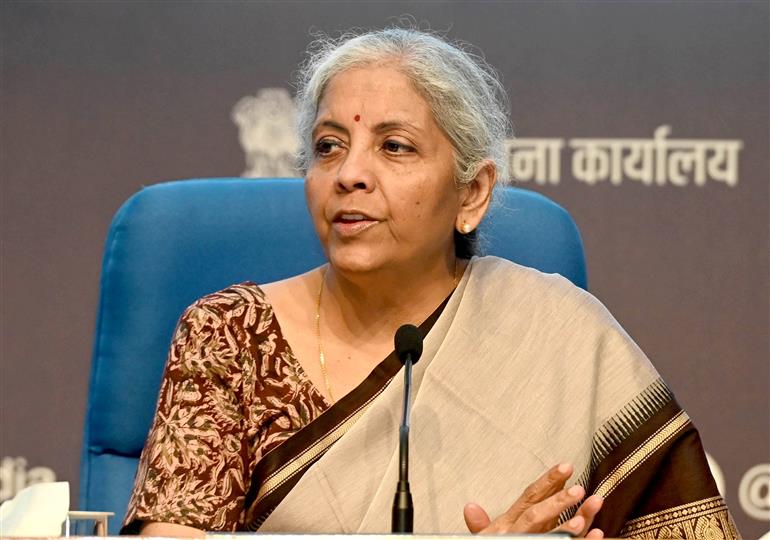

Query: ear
[[456, 160, 497, 233]]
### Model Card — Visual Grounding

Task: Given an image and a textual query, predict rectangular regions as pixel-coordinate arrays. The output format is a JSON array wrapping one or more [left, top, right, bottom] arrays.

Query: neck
[[320, 256, 465, 345]]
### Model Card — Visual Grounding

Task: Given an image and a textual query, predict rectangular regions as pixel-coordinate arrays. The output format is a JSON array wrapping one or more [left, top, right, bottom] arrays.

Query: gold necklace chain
[[316, 266, 335, 403], [315, 259, 461, 404], [453, 257, 461, 288]]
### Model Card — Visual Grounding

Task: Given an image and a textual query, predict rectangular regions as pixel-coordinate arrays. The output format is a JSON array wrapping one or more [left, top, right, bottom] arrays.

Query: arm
[[122, 301, 254, 534]]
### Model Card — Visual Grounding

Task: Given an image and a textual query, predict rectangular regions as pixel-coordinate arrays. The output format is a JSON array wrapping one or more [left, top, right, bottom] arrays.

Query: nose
[[335, 146, 376, 193]]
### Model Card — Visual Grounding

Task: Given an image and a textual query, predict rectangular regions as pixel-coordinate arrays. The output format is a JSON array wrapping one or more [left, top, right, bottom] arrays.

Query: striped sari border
[[560, 377, 674, 524]]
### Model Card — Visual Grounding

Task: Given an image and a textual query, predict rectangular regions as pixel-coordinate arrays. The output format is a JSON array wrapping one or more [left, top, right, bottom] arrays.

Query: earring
[[461, 222, 473, 234]]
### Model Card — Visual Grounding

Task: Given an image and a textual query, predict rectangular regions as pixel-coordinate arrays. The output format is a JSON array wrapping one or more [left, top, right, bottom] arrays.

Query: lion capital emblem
[[232, 88, 299, 177]]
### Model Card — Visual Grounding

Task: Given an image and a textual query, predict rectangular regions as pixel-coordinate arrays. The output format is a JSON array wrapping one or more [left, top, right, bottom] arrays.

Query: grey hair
[[294, 28, 512, 186]]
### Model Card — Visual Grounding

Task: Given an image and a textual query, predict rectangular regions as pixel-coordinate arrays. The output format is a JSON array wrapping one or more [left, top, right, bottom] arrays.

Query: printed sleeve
[[122, 302, 254, 533]]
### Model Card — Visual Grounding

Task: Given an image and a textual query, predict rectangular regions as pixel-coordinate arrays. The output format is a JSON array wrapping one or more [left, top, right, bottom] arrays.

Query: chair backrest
[[79, 178, 586, 533]]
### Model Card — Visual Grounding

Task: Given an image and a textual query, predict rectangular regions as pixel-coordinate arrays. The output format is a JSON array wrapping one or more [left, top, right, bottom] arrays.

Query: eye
[[383, 139, 415, 155], [314, 137, 342, 157]]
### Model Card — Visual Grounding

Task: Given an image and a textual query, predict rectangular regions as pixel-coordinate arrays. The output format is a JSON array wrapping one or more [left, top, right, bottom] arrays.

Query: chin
[[326, 245, 389, 276]]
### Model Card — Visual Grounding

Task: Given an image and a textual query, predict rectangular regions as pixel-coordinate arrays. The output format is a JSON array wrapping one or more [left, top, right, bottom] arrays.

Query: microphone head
[[394, 324, 423, 365]]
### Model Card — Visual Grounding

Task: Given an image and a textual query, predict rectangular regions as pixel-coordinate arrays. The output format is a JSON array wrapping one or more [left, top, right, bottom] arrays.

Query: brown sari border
[[560, 378, 673, 524], [584, 388, 730, 537], [619, 496, 738, 538], [594, 409, 690, 499], [242, 293, 452, 530]]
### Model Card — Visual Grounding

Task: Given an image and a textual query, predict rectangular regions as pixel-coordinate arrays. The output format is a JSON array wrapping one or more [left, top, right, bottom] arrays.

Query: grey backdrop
[[2, 1, 768, 537]]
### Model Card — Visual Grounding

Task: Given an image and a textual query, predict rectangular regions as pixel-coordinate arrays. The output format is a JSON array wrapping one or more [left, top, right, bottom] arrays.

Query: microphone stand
[[392, 354, 414, 533]]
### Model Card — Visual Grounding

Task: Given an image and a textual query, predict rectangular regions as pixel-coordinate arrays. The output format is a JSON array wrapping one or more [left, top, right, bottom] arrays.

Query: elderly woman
[[122, 28, 737, 538]]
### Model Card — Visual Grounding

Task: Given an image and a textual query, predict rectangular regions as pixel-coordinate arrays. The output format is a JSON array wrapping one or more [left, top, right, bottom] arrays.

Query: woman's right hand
[[463, 463, 604, 538]]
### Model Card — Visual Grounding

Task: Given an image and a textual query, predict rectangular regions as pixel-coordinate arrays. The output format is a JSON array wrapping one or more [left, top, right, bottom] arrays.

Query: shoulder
[[165, 282, 279, 380], [171, 282, 280, 361], [471, 255, 613, 324], [469, 256, 661, 416], [186, 281, 270, 320], [470, 255, 651, 368], [173, 268, 321, 353]]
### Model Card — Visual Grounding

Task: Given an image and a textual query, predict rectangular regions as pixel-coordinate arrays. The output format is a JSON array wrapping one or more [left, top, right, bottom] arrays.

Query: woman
[[123, 28, 738, 538]]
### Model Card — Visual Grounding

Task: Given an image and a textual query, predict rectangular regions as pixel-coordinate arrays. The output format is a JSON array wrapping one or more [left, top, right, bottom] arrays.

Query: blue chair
[[79, 178, 586, 534]]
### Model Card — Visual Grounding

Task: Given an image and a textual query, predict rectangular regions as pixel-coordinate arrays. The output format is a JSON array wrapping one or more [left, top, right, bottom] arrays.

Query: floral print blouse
[[122, 283, 329, 532]]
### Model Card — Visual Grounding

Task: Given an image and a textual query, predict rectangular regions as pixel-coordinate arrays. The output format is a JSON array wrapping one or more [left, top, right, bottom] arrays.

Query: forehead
[[316, 65, 434, 126]]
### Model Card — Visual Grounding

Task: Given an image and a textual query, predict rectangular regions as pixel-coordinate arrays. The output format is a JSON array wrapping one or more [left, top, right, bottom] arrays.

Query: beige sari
[[256, 256, 738, 538]]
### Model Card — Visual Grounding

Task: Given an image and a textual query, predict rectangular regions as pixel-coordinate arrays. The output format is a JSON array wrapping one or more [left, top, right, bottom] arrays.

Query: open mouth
[[336, 213, 369, 224], [332, 213, 379, 235]]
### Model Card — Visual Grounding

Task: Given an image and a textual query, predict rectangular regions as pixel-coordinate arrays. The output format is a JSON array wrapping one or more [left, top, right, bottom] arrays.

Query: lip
[[331, 218, 380, 237], [332, 209, 378, 222], [330, 210, 381, 237]]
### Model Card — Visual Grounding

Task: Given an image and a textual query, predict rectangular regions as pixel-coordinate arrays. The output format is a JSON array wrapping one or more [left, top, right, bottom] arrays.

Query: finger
[[504, 462, 573, 521], [554, 514, 585, 536], [586, 528, 605, 539], [571, 495, 604, 536], [553, 494, 604, 537], [463, 502, 492, 534], [516, 483, 587, 533]]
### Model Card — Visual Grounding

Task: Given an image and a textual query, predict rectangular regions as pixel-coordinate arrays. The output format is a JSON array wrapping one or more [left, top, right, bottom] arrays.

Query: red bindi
[[354, 114, 361, 122]]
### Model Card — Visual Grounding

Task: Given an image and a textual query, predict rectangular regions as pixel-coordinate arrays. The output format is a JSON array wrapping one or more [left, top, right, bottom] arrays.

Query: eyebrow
[[372, 120, 423, 134], [312, 120, 348, 138], [312, 119, 423, 138]]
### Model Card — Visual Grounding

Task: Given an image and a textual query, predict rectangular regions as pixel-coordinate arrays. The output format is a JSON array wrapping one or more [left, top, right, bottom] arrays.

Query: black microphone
[[392, 324, 423, 534]]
